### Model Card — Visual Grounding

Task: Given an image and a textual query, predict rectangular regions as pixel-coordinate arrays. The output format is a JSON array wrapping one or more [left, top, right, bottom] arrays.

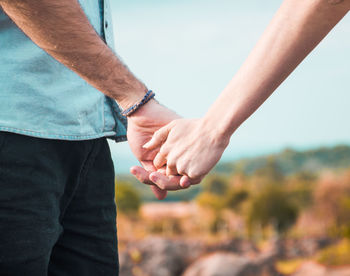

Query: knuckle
[[168, 168, 179, 176], [154, 161, 163, 169], [167, 161, 176, 168], [167, 164, 177, 173], [188, 170, 201, 180], [166, 156, 175, 167], [154, 161, 162, 169], [159, 146, 169, 155], [177, 166, 187, 176]]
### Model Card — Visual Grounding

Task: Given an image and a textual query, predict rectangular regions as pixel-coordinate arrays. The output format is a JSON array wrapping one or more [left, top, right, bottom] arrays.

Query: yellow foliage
[[196, 192, 224, 211], [129, 248, 142, 263], [317, 239, 350, 266], [275, 258, 306, 275]]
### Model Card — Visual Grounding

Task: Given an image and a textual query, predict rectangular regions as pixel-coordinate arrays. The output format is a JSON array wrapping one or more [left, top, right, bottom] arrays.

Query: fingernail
[[181, 178, 191, 188], [143, 141, 151, 149], [182, 181, 190, 189], [130, 167, 137, 175]]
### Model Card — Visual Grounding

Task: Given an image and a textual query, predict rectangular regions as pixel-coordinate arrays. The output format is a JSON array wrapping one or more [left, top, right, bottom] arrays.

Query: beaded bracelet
[[121, 90, 156, 117]]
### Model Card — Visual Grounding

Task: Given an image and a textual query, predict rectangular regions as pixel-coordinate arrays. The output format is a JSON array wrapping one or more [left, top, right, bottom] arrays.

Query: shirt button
[[105, 21, 108, 29]]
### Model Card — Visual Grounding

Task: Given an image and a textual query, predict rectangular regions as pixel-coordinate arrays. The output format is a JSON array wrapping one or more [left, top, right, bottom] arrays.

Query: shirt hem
[[0, 126, 127, 142]]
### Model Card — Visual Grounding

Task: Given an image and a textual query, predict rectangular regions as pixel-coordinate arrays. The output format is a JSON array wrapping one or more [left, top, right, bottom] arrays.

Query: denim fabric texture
[[0, 0, 127, 142], [0, 131, 119, 275]]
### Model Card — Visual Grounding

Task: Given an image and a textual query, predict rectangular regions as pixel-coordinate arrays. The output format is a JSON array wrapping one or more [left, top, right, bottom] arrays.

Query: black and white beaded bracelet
[[121, 90, 156, 117]]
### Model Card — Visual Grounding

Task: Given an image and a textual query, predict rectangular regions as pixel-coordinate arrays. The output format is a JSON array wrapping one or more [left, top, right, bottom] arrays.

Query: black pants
[[0, 132, 119, 275]]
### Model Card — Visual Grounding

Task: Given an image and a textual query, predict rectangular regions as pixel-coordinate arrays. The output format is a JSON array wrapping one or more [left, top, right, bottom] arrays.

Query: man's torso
[[0, 0, 127, 142]]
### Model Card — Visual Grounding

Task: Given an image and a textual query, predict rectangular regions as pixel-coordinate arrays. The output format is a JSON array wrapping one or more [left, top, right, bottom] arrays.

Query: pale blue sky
[[108, 0, 350, 173]]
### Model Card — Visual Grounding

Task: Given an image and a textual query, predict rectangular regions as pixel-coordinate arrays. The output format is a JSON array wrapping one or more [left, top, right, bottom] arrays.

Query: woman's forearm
[[143, 0, 349, 186], [206, 0, 349, 142]]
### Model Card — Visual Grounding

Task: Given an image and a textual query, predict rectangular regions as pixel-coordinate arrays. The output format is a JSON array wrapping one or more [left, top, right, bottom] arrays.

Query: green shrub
[[254, 158, 284, 183], [246, 184, 298, 234], [196, 192, 224, 212], [224, 188, 249, 211], [202, 174, 229, 195], [115, 181, 141, 213]]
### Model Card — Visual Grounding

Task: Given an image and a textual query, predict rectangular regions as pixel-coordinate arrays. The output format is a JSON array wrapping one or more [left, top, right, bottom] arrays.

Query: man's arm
[[0, 0, 144, 109], [0, 0, 186, 199]]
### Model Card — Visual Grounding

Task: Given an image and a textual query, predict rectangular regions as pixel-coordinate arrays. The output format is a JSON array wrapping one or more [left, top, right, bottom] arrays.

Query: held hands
[[127, 100, 192, 199], [128, 100, 230, 198], [142, 117, 230, 189]]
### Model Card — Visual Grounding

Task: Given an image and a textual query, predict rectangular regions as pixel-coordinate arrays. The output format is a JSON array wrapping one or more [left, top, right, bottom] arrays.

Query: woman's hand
[[143, 117, 230, 187]]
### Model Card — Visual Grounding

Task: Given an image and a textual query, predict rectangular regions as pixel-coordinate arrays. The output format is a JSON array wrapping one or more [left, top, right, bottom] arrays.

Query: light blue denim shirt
[[0, 0, 127, 142]]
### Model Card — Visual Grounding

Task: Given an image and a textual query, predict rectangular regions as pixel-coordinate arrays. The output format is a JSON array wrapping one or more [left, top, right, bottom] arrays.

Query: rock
[[292, 261, 350, 276], [182, 253, 250, 276], [182, 252, 281, 276], [281, 238, 335, 259], [292, 261, 326, 276], [120, 238, 282, 276], [207, 238, 258, 256], [119, 238, 204, 276], [329, 267, 350, 276]]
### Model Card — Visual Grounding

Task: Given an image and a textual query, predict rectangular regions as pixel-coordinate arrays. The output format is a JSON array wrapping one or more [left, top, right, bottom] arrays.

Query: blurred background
[[109, 1, 350, 275]]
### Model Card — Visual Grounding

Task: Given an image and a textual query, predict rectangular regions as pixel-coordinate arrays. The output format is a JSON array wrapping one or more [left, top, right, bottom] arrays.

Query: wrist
[[126, 99, 180, 131], [120, 90, 155, 117], [117, 84, 148, 110], [203, 87, 245, 145], [127, 98, 161, 124], [201, 113, 232, 149]]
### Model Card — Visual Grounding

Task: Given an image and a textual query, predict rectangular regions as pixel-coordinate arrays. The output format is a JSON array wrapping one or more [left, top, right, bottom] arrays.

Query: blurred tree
[[225, 188, 249, 211], [196, 192, 224, 212], [293, 170, 317, 182], [287, 171, 316, 209], [202, 174, 229, 195], [115, 180, 141, 214], [229, 170, 248, 188], [254, 157, 284, 184], [196, 192, 224, 234], [213, 145, 350, 177], [313, 170, 350, 238], [288, 183, 314, 210], [339, 197, 350, 239], [246, 184, 298, 235]]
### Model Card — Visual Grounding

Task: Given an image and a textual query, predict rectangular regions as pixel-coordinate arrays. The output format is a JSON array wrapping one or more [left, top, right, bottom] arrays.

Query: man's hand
[[127, 100, 191, 199]]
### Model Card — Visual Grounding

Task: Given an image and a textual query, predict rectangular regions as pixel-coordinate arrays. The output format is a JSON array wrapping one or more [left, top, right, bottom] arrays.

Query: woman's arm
[[143, 0, 350, 188]]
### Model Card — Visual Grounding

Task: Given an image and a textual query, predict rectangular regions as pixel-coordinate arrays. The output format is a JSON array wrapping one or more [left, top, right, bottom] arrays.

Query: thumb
[[139, 161, 168, 200], [143, 124, 171, 150]]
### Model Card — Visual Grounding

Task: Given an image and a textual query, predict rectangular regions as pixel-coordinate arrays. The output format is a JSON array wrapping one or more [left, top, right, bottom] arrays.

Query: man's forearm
[[0, 0, 146, 109], [205, 0, 349, 140]]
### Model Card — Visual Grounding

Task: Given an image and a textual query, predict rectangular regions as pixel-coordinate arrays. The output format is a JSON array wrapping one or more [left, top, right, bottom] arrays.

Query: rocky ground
[[119, 237, 350, 276]]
